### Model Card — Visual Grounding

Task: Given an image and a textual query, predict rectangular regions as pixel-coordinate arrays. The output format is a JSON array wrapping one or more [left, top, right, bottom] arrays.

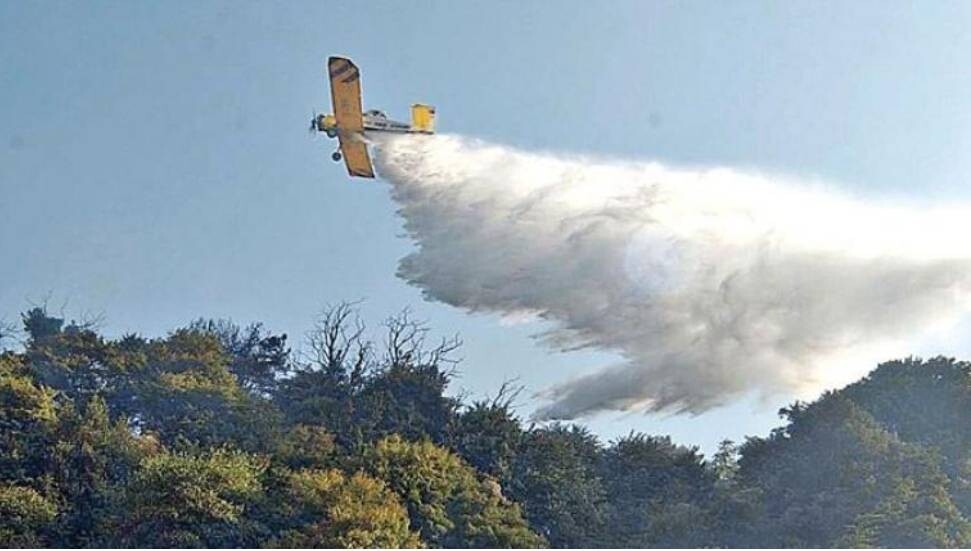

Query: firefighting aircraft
[[310, 56, 436, 178]]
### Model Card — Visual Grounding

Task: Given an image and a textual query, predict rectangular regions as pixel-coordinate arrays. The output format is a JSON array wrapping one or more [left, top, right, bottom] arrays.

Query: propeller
[[309, 110, 318, 134]]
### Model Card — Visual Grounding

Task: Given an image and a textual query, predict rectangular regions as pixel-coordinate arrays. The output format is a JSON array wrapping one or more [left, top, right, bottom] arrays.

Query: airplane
[[310, 56, 436, 178]]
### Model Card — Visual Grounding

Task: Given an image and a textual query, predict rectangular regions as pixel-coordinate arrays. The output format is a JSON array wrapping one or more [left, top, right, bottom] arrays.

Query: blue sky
[[3, 1, 971, 454]]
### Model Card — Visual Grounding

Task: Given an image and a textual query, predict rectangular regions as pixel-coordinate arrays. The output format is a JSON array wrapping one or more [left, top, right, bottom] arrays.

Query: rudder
[[410, 104, 436, 133]]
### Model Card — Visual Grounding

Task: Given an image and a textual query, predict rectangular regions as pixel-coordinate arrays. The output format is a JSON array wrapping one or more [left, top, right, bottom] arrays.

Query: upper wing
[[329, 56, 373, 178], [328, 56, 364, 133], [338, 136, 375, 178]]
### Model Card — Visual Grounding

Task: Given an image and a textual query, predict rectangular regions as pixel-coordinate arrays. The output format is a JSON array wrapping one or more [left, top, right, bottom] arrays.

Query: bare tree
[[0, 317, 19, 350], [72, 309, 107, 332], [305, 301, 374, 387], [383, 308, 462, 375], [489, 378, 527, 411]]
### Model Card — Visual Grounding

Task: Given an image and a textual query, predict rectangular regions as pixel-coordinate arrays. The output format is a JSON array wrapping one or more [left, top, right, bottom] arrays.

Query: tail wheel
[[331, 151, 342, 162]]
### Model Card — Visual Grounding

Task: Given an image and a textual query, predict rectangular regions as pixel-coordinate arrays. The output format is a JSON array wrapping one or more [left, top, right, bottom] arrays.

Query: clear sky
[[3, 1, 971, 454]]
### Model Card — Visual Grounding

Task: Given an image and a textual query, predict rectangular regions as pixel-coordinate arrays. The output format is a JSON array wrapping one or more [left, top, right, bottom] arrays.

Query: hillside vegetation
[[1, 304, 970, 548]]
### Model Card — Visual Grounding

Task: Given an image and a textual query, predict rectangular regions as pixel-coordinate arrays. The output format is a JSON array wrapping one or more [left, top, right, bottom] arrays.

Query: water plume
[[371, 133, 971, 419]]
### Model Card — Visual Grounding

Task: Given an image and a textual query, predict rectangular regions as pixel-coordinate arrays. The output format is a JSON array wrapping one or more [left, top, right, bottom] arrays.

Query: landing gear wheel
[[331, 151, 342, 162]]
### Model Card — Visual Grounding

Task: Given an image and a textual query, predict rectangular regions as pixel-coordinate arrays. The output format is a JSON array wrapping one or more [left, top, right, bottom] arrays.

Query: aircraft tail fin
[[411, 104, 436, 134]]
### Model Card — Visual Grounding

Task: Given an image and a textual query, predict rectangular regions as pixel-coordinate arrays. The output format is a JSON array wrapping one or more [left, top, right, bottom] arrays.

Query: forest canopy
[[1, 304, 970, 548]]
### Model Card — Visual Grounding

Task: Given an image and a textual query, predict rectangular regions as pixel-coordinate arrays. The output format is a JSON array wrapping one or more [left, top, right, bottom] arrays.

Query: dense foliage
[[1, 304, 970, 548]]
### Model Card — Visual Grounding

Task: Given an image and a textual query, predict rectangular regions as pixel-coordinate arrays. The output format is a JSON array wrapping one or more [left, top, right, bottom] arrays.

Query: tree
[[21, 307, 64, 344], [188, 319, 290, 397], [842, 357, 971, 514], [0, 350, 59, 546], [278, 305, 460, 448], [8, 303, 971, 548], [599, 433, 713, 548], [129, 329, 282, 452], [739, 395, 971, 547], [49, 396, 158, 546], [0, 484, 57, 547], [0, 351, 57, 485], [115, 448, 266, 547], [272, 469, 421, 548], [0, 318, 19, 351], [22, 309, 114, 412], [506, 423, 606, 547], [452, 382, 525, 480], [354, 310, 461, 446], [360, 435, 545, 548], [274, 424, 338, 471], [276, 303, 372, 447], [704, 440, 763, 547]]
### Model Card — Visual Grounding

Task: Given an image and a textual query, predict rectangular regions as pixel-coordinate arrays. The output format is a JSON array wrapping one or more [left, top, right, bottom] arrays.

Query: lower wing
[[338, 135, 375, 178]]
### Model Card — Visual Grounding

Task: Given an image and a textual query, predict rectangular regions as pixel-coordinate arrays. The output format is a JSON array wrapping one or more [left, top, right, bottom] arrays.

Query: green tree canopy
[[507, 423, 606, 547], [4, 306, 971, 548], [360, 435, 545, 548], [115, 449, 266, 547], [740, 395, 971, 547], [272, 468, 421, 548]]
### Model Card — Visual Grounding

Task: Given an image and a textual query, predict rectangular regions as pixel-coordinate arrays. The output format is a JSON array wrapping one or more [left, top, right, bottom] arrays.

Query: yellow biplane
[[311, 56, 436, 178]]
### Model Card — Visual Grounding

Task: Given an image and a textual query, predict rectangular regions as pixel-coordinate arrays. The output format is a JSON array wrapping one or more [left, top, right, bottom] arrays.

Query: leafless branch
[[72, 309, 107, 332], [0, 318, 19, 350], [306, 301, 373, 375], [383, 308, 462, 371], [490, 378, 527, 410]]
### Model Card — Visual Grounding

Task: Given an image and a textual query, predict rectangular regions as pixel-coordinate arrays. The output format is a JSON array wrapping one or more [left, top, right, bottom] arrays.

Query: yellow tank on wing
[[410, 104, 436, 134]]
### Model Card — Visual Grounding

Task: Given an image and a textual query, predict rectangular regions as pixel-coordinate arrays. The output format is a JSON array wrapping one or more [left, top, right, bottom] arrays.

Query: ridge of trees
[[1, 304, 969, 548]]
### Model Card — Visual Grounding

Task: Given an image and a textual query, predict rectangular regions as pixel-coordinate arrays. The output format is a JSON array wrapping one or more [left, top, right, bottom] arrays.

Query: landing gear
[[331, 151, 342, 162]]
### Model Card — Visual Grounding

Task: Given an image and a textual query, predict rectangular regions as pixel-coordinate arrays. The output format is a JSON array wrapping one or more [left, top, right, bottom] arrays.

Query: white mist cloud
[[371, 133, 971, 420]]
